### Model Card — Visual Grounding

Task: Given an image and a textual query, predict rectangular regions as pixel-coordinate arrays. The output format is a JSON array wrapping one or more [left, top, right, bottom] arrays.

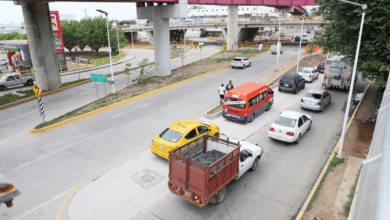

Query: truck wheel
[[250, 158, 259, 171], [217, 187, 226, 204], [27, 80, 33, 86], [0, 85, 5, 91]]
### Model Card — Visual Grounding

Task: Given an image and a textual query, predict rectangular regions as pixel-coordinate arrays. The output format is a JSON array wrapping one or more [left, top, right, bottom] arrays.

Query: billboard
[[50, 11, 66, 67]]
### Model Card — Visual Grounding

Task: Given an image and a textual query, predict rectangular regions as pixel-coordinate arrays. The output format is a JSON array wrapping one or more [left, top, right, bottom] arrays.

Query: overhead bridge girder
[[237, 28, 259, 42]]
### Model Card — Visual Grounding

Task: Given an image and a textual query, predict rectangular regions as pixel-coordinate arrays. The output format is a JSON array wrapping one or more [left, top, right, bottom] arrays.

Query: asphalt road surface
[[0, 43, 363, 220]]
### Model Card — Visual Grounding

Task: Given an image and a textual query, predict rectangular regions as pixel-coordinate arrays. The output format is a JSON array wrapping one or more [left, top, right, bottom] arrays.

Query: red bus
[[222, 82, 274, 123]]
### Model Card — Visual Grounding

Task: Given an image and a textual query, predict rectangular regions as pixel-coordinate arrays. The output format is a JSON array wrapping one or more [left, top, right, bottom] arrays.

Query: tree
[[61, 20, 78, 53], [109, 25, 128, 52], [314, 0, 390, 90], [0, 32, 27, 41], [85, 17, 108, 55], [132, 59, 156, 85], [76, 18, 92, 55]]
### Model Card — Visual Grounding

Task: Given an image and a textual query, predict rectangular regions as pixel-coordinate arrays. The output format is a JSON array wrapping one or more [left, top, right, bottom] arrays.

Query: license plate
[[159, 146, 164, 151], [284, 84, 289, 86]]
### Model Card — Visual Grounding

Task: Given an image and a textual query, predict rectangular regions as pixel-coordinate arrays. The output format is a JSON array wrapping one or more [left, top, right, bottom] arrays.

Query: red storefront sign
[[50, 11, 64, 54]]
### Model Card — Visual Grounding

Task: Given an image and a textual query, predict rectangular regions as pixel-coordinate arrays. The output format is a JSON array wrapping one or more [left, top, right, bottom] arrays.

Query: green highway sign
[[90, 74, 108, 83]]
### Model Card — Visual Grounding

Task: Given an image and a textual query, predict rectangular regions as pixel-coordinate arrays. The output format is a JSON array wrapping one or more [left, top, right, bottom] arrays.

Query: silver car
[[298, 67, 319, 83], [300, 89, 331, 112], [231, 57, 251, 69]]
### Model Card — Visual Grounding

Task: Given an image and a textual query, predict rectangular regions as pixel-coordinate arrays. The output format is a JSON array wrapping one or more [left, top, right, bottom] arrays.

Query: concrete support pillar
[[21, 2, 61, 91], [275, 7, 291, 35], [227, 5, 238, 51], [152, 7, 171, 76]]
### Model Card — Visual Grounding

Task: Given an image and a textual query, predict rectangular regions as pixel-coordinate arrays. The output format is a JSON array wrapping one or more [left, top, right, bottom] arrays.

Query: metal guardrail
[[348, 77, 390, 219]]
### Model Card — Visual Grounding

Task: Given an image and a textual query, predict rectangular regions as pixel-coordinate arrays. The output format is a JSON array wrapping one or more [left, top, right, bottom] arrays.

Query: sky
[[0, 1, 138, 24], [0, 1, 317, 25]]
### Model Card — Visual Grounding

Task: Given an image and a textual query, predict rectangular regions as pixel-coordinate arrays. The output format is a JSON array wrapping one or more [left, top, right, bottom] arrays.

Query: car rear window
[[319, 63, 325, 67], [159, 128, 183, 143], [274, 116, 296, 128], [233, 58, 242, 61], [301, 69, 312, 73], [305, 93, 322, 99], [280, 76, 295, 84]]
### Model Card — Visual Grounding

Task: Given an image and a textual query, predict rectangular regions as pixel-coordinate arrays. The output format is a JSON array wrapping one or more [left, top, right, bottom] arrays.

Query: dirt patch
[[302, 84, 377, 220]]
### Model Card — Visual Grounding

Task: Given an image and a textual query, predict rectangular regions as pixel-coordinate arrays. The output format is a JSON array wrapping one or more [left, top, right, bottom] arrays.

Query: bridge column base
[[21, 2, 61, 91]]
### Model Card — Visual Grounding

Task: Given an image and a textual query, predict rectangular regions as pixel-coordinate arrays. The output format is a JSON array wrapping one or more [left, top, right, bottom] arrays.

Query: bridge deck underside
[[18, 0, 318, 6]]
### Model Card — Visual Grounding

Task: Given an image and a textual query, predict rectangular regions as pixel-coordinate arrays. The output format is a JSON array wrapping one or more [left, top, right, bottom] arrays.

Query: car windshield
[[305, 93, 322, 99], [274, 116, 296, 128], [0, 76, 7, 82], [159, 128, 183, 143], [301, 69, 312, 73], [225, 97, 246, 109], [233, 58, 242, 61]]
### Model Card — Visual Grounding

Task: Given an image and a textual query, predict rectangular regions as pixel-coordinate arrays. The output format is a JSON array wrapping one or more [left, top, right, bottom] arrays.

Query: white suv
[[231, 57, 251, 69]]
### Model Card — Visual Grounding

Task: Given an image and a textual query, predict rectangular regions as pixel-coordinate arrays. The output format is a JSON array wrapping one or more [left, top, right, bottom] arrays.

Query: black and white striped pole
[[33, 83, 45, 123]]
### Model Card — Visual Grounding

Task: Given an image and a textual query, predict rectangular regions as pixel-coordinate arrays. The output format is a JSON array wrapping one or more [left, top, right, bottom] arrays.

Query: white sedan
[[230, 139, 263, 179], [298, 67, 319, 83], [268, 111, 312, 144], [231, 57, 251, 69]]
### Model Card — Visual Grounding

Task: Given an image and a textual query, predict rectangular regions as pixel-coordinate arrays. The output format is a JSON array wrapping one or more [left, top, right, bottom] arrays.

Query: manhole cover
[[131, 169, 163, 189]]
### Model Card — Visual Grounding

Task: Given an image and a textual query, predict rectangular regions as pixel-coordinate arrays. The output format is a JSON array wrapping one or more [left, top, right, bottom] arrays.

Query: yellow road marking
[[295, 82, 371, 220]]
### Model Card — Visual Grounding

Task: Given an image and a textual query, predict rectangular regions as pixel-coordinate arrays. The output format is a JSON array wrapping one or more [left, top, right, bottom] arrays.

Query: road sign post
[[33, 83, 45, 122], [90, 73, 108, 103]]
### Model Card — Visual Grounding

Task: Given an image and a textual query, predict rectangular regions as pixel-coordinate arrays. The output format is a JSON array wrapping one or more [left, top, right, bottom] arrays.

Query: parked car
[[0, 58, 8, 66], [307, 28, 311, 34], [72, 57, 89, 63], [151, 119, 220, 160], [295, 35, 301, 42], [301, 89, 332, 112], [268, 111, 312, 144], [298, 67, 319, 83], [317, 62, 325, 73], [231, 57, 251, 69], [0, 73, 35, 91], [278, 74, 306, 94]]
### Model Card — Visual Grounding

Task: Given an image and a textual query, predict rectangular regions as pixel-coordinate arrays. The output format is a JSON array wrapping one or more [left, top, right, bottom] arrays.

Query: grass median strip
[[33, 49, 268, 131], [344, 171, 360, 217]]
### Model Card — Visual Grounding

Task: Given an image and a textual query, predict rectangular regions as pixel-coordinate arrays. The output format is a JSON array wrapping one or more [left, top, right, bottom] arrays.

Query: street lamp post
[[97, 9, 115, 93], [296, 16, 304, 73], [116, 24, 120, 55], [275, 13, 281, 72], [131, 25, 134, 55], [337, 1, 367, 158]]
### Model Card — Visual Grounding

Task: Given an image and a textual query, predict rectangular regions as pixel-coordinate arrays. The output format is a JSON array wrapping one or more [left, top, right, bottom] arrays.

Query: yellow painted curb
[[295, 82, 371, 220], [60, 54, 137, 77]]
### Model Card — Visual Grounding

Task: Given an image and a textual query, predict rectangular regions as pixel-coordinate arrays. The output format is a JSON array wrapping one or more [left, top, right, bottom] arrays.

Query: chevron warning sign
[[37, 97, 45, 122], [314, 45, 320, 52]]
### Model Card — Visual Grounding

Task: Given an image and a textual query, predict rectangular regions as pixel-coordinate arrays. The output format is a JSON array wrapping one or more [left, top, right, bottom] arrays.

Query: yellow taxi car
[[151, 119, 220, 160]]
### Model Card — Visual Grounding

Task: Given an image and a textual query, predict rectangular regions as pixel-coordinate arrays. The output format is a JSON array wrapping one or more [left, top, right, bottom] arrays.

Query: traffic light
[[0, 174, 20, 208]]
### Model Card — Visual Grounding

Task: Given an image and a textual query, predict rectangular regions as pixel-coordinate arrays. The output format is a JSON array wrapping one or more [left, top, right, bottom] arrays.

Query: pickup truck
[[168, 135, 263, 207], [0, 73, 35, 91]]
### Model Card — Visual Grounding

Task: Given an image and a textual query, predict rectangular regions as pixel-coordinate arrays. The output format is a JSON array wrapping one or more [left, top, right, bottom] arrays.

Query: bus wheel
[[265, 104, 271, 111]]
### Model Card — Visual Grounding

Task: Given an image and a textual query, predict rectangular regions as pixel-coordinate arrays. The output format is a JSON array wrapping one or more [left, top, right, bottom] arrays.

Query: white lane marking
[[110, 102, 152, 119], [0, 110, 38, 125], [0, 131, 25, 149], [13, 187, 74, 220], [15, 128, 114, 169]]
